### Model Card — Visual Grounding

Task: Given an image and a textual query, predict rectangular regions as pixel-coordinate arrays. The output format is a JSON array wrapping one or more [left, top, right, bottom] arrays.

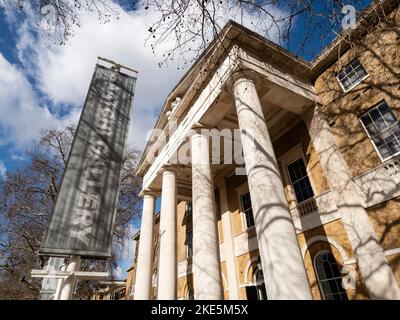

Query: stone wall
[[314, 9, 400, 177]]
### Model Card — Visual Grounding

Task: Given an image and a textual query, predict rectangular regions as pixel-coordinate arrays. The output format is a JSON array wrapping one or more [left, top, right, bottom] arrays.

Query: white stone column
[[191, 129, 223, 300], [134, 191, 156, 300], [218, 181, 241, 300], [233, 76, 312, 300], [59, 256, 81, 300], [305, 107, 400, 300], [157, 166, 178, 300]]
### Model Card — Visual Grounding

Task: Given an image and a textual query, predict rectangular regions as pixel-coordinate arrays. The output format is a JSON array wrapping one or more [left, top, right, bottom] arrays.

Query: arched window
[[245, 257, 267, 300], [314, 251, 348, 300], [253, 268, 267, 300], [187, 286, 194, 300]]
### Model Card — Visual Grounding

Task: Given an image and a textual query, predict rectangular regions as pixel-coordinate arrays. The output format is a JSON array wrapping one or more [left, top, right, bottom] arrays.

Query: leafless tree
[[142, 0, 400, 67], [1, 0, 393, 63], [0, 0, 121, 44], [0, 126, 142, 299]]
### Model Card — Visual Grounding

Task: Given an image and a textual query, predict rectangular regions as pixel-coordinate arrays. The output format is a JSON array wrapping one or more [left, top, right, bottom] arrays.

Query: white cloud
[[12, 6, 185, 151], [0, 53, 79, 148], [121, 223, 138, 261], [2, 2, 288, 152], [0, 161, 6, 178], [10, 154, 26, 161], [113, 223, 138, 279], [113, 265, 123, 279]]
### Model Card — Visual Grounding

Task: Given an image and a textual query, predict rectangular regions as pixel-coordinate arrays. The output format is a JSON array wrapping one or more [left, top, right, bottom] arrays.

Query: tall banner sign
[[40, 63, 137, 258]]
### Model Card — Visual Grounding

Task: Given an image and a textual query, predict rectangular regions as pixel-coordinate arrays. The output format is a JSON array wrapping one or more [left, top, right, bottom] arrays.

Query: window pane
[[241, 192, 254, 228], [323, 260, 335, 279], [245, 286, 258, 300], [356, 66, 366, 78], [366, 122, 378, 135], [360, 113, 372, 126], [246, 208, 255, 227], [351, 59, 359, 68], [378, 145, 391, 159], [241, 192, 252, 211], [345, 64, 354, 74], [361, 114, 379, 135], [288, 159, 314, 203], [320, 281, 333, 299], [338, 70, 345, 80], [387, 137, 400, 155], [379, 103, 397, 126], [360, 102, 400, 159], [314, 251, 348, 301], [342, 78, 351, 90], [338, 59, 368, 91], [349, 72, 358, 84], [370, 109, 387, 131]]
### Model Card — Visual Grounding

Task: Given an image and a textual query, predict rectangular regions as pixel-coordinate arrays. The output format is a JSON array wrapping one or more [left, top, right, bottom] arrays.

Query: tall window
[[185, 228, 193, 258], [287, 158, 314, 203], [360, 101, 400, 160], [240, 192, 255, 228], [337, 58, 368, 91], [187, 287, 194, 300], [253, 268, 267, 300], [184, 202, 192, 220], [314, 251, 348, 300], [245, 257, 267, 300]]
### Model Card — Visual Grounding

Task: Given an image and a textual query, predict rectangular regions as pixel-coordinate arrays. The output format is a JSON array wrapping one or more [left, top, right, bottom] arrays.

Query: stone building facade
[[129, 0, 400, 300]]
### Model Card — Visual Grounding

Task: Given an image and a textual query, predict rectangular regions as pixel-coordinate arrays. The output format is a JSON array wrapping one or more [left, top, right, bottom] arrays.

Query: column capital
[[139, 188, 158, 198], [190, 122, 215, 134], [227, 68, 261, 91], [159, 164, 179, 176]]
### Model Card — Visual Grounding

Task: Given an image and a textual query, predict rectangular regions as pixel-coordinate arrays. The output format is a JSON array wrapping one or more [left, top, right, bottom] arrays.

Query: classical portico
[[134, 38, 318, 299], [133, 21, 400, 300]]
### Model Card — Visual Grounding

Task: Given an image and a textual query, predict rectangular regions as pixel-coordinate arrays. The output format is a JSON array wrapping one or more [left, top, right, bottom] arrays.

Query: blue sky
[[0, 0, 372, 278], [0, 3, 185, 279]]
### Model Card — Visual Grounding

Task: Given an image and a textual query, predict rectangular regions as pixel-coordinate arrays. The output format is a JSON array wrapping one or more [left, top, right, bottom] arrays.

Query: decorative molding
[[141, 48, 239, 190], [354, 159, 400, 208], [291, 190, 340, 234], [383, 156, 400, 184], [300, 235, 350, 262], [243, 256, 262, 286]]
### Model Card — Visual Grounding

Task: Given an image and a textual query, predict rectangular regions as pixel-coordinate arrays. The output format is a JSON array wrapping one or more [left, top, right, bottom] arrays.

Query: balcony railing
[[297, 197, 318, 217], [383, 154, 400, 184], [246, 225, 257, 238]]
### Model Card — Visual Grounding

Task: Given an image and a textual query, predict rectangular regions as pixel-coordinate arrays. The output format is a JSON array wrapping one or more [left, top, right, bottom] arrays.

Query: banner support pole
[[53, 263, 67, 300], [59, 256, 81, 300]]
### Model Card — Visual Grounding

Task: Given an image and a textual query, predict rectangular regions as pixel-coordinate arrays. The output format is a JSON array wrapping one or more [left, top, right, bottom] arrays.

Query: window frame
[[313, 250, 348, 301], [336, 58, 369, 93], [239, 190, 255, 230], [185, 227, 193, 259], [186, 286, 194, 300], [279, 144, 316, 207], [359, 101, 400, 162], [286, 157, 315, 204]]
